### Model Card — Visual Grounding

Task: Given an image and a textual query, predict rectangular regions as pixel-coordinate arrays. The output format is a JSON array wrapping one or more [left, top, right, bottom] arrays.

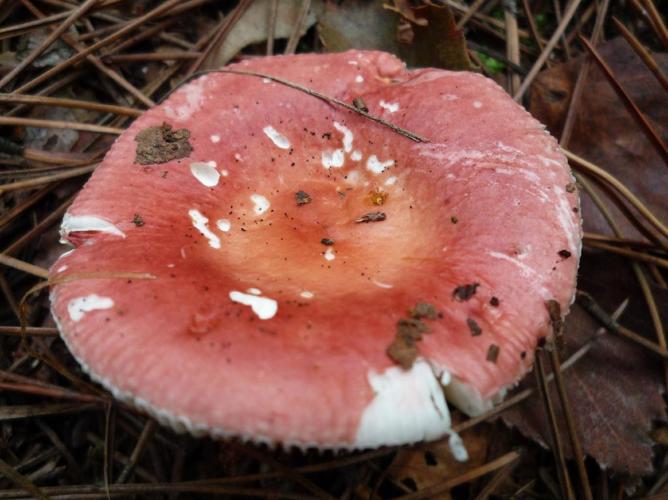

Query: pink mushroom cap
[[50, 50, 581, 450]]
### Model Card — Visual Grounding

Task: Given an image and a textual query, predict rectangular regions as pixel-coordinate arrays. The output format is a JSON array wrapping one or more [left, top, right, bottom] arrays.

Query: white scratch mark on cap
[[300, 291, 314, 299], [333, 122, 354, 153], [67, 294, 114, 322], [216, 219, 231, 232], [188, 209, 220, 249], [60, 214, 125, 243], [263, 125, 290, 149]]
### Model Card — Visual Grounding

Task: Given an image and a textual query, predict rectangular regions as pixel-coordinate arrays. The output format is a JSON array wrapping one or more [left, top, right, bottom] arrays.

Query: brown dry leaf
[[388, 417, 491, 494], [529, 37, 668, 239], [211, 0, 317, 67], [318, 0, 473, 70], [502, 253, 667, 475]]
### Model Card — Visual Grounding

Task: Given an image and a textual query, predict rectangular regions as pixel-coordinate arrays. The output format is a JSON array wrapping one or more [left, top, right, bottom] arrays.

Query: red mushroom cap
[[50, 50, 581, 450]]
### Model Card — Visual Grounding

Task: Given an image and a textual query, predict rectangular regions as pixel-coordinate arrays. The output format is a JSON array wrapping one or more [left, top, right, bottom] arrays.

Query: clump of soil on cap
[[387, 303, 441, 369], [135, 122, 193, 165]]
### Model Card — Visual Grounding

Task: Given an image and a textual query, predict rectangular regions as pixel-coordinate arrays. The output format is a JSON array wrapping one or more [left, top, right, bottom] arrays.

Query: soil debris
[[355, 211, 386, 223], [486, 344, 500, 363], [369, 188, 388, 206], [132, 213, 145, 227], [134, 122, 192, 165], [320, 238, 334, 246], [467, 318, 482, 336], [353, 96, 369, 112], [295, 190, 312, 206], [410, 302, 439, 320], [453, 282, 480, 302]]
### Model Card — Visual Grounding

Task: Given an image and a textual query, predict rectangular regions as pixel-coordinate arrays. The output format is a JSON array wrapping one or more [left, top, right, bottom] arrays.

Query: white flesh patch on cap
[[379, 100, 399, 113], [324, 248, 335, 261], [250, 194, 270, 215], [190, 161, 220, 187], [300, 290, 314, 299], [554, 186, 578, 253], [216, 219, 231, 232], [366, 155, 395, 175], [210, 134, 220, 143], [247, 288, 261, 295], [56, 265, 68, 273], [333, 122, 354, 153], [351, 150, 363, 161], [229, 291, 277, 320], [262, 125, 290, 149], [384, 176, 397, 186], [473, 100, 483, 108], [322, 149, 345, 169], [188, 209, 220, 249], [67, 294, 114, 322], [60, 214, 125, 242], [355, 75, 364, 83], [355, 360, 460, 449], [372, 279, 393, 289]]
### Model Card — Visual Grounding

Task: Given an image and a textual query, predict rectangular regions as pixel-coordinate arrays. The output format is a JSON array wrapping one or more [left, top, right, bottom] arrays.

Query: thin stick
[[580, 35, 668, 166], [548, 344, 593, 500], [116, 420, 157, 484], [514, 0, 584, 101], [0, 253, 49, 278], [640, 0, 668, 49], [0, 10, 70, 39], [585, 240, 668, 269], [456, 0, 487, 29], [104, 52, 200, 63], [284, 0, 311, 55], [0, 0, 98, 89], [521, 0, 545, 52], [534, 353, 575, 500], [0, 93, 141, 116], [0, 326, 58, 336], [612, 17, 668, 95], [13, 0, 183, 96], [0, 116, 123, 135], [504, 0, 521, 94], [576, 291, 668, 360], [184, 0, 254, 77], [0, 164, 97, 194], [266, 0, 278, 55], [398, 451, 521, 500], [560, 0, 610, 147], [474, 460, 520, 500], [565, 150, 668, 240]]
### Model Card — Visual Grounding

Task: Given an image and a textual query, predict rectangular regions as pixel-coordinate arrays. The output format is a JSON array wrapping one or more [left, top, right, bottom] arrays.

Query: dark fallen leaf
[[529, 37, 668, 239], [502, 253, 667, 475], [318, 0, 473, 70]]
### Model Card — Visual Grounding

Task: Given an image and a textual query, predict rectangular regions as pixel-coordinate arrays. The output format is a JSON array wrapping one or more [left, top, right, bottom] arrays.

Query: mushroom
[[50, 50, 581, 452]]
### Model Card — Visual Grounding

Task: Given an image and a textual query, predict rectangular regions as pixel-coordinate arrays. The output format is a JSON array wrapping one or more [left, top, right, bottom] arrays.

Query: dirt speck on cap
[[135, 122, 192, 165], [453, 282, 480, 302], [355, 211, 386, 223], [487, 344, 500, 363], [410, 302, 439, 320], [386, 335, 419, 370], [295, 190, 312, 206], [467, 318, 482, 336]]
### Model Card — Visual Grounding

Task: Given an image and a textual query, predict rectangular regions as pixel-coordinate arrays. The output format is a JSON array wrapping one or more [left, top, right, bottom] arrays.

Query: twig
[[521, 0, 545, 52], [456, 0, 487, 29], [534, 353, 575, 500], [612, 17, 668, 95], [584, 240, 668, 269], [503, 0, 521, 94], [398, 451, 521, 499], [548, 344, 592, 500], [473, 459, 520, 500], [576, 291, 668, 360], [105, 51, 200, 63], [640, 0, 668, 49], [580, 35, 668, 167], [115, 420, 158, 484], [0, 116, 123, 135], [0, 164, 97, 193], [565, 150, 668, 240], [285, 0, 311, 55], [0, 253, 49, 278], [0, 326, 58, 336], [184, 0, 254, 77], [514, 0, 584, 101], [560, 0, 610, 147], [0, 458, 49, 500], [0, 93, 141, 116], [266, 0, 278, 54], [0, 0, 98, 89]]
